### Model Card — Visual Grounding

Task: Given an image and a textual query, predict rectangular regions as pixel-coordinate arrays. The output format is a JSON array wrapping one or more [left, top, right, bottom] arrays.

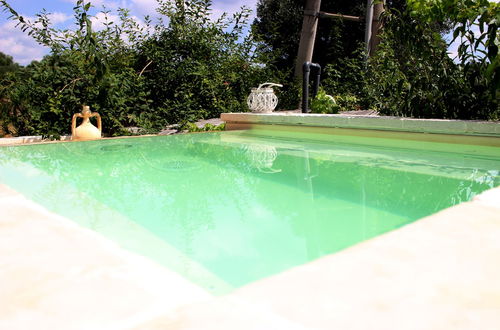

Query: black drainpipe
[[302, 62, 322, 113]]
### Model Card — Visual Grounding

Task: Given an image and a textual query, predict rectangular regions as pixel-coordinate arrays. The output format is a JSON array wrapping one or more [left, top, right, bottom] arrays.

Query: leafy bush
[[407, 0, 499, 91], [364, 3, 498, 120], [335, 94, 361, 112], [322, 47, 366, 97], [0, 1, 152, 136], [0, 0, 271, 137], [185, 122, 226, 132], [310, 89, 339, 114], [321, 43, 367, 111], [0, 52, 21, 79], [138, 0, 270, 129]]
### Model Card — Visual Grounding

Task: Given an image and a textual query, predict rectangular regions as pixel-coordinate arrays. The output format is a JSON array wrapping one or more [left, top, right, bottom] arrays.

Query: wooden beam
[[318, 12, 364, 22], [294, 0, 321, 78], [295, 0, 384, 76], [369, 2, 385, 56], [364, 0, 374, 57]]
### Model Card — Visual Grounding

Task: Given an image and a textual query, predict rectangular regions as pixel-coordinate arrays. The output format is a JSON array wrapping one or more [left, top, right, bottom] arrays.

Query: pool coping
[[0, 183, 215, 329], [221, 112, 500, 137], [0, 134, 161, 147], [0, 135, 71, 146]]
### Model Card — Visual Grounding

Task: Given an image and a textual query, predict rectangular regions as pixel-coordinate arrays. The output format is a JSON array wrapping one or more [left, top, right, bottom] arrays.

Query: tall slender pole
[[370, 1, 385, 55], [364, 0, 374, 57], [295, 0, 322, 78]]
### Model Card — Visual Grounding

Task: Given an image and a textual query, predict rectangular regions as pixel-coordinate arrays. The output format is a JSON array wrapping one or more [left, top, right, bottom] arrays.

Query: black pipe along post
[[302, 62, 322, 113]]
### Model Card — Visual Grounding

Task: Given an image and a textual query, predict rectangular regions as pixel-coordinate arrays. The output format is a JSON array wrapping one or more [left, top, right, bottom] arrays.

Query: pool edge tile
[[0, 186, 213, 330]]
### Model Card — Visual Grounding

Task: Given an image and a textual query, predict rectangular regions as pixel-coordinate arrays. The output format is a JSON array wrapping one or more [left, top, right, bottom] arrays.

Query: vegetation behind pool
[[0, 0, 498, 140]]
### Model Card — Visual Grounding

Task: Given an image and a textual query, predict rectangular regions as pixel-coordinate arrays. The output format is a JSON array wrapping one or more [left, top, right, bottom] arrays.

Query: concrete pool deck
[[0, 184, 212, 329], [1, 182, 500, 329]]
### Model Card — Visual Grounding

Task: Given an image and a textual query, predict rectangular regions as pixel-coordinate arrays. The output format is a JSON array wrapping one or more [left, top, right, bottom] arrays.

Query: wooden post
[[369, 1, 385, 56], [294, 0, 321, 78], [364, 0, 374, 57]]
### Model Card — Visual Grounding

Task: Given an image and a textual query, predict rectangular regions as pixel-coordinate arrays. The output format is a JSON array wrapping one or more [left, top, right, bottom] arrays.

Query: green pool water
[[0, 129, 499, 294]]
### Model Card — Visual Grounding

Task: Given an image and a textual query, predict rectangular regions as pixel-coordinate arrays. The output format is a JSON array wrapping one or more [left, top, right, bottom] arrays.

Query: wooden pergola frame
[[294, 0, 385, 77]]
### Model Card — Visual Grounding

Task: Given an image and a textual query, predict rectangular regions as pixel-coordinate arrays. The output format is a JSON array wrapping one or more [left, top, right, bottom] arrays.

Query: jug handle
[[91, 112, 102, 134], [257, 83, 283, 90], [71, 113, 82, 137]]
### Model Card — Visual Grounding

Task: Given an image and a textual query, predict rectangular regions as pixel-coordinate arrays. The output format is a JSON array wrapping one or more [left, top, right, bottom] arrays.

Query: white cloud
[[90, 11, 121, 30], [0, 0, 259, 65], [0, 20, 49, 65], [47, 12, 73, 25], [62, 0, 125, 13], [62, 0, 157, 18], [63, 0, 259, 23], [130, 0, 159, 17], [62, 0, 110, 7], [0, 11, 72, 65], [210, 0, 257, 22], [127, 0, 258, 21]]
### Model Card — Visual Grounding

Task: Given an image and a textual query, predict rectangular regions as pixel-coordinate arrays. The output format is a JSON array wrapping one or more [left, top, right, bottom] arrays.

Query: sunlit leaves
[[407, 0, 499, 91]]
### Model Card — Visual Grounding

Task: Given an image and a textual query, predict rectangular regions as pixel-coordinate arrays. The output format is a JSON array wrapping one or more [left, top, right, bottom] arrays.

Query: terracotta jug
[[71, 106, 102, 141]]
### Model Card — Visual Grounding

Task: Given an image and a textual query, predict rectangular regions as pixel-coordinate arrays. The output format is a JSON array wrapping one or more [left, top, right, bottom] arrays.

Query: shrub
[[138, 0, 270, 129], [0, 0, 271, 137], [0, 1, 151, 137], [310, 89, 339, 114], [364, 4, 498, 120]]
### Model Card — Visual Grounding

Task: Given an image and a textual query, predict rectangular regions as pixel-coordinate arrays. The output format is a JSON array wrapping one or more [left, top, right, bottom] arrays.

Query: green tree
[[0, 52, 21, 78], [365, 0, 498, 120], [136, 0, 269, 129], [0, 0, 152, 136], [252, 0, 366, 108], [407, 0, 499, 92], [252, 0, 365, 73], [0, 0, 269, 136]]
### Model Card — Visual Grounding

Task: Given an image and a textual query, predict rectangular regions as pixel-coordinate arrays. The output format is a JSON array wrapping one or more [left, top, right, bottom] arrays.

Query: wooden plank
[[318, 12, 364, 22]]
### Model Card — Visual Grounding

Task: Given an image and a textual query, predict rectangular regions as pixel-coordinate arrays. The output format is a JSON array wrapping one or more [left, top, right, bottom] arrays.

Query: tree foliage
[[0, 0, 498, 138], [138, 0, 268, 129], [407, 0, 499, 92], [0, 0, 269, 137], [252, 0, 366, 108], [253, 0, 498, 118], [0, 52, 21, 78], [252, 0, 365, 71], [365, 0, 499, 119]]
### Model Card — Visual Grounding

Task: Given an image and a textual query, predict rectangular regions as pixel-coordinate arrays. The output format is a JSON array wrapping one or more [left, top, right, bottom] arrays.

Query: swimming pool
[[1, 128, 499, 294]]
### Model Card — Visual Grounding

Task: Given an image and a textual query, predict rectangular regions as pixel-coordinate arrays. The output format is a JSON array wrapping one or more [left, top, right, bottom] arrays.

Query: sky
[[0, 0, 258, 65], [1, 1, 497, 65]]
